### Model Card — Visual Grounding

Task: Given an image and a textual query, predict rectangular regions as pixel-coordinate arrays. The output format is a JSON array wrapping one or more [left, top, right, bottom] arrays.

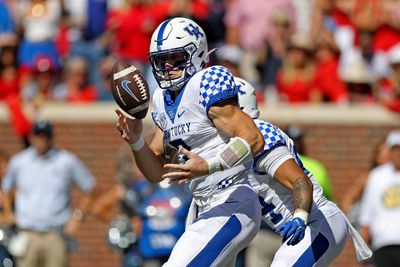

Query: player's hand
[[115, 109, 143, 144], [162, 147, 209, 184], [276, 217, 306, 246]]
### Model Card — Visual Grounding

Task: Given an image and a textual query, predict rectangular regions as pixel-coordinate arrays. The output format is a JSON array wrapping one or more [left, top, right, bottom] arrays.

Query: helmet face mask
[[149, 18, 208, 91]]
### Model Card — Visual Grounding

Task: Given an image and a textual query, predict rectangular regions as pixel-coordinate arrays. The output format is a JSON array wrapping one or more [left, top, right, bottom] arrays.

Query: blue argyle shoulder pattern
[[256, 120, 286, 150], [199, 66, 237, 110]]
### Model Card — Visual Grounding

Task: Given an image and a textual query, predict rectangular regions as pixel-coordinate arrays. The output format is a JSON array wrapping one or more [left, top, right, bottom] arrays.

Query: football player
[[234, 77, 372, 266], [116, 17, 264, 266]]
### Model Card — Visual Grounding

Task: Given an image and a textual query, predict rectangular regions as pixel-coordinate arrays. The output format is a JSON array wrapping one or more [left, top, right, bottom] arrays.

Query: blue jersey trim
[[205, 90, 238, 117], [187, 215, 241, 267], [292, 232, 329, 267], [156, 19, 172, 50], [163, 87, 185, 123]]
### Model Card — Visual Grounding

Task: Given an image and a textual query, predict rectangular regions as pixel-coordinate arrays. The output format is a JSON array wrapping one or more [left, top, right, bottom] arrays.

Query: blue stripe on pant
[[293, 232, 330, 267], [187, 215, 242, 267]]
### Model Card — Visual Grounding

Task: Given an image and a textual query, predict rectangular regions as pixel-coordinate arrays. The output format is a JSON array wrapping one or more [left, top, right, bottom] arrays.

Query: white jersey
[[250, 119, 329, 229], [151, 65, 249, 198], [359, 162, 400, 250], [250, 120, 372, 265]]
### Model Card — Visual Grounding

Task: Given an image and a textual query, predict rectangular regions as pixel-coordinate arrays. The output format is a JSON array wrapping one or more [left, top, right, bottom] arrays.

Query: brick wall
[[0, 103, 399, 267]]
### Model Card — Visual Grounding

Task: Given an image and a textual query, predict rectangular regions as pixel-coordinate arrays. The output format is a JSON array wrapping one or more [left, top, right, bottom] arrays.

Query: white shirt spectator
[[359, 162, 400, 250]]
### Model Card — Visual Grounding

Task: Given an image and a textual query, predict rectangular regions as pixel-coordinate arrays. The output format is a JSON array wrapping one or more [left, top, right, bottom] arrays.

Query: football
[[111, 61, 150, 119]]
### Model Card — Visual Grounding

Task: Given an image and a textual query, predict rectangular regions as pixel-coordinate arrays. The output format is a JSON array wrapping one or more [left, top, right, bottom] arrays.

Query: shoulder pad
[[198, 66, 237, 112]]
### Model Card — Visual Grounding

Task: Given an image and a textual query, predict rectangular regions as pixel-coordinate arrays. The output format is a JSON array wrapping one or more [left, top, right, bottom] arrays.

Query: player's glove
[[276, 217, 306, 246]]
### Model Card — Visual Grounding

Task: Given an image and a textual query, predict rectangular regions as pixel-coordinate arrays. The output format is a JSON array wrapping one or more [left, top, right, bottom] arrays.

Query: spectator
[[0, 1, 17, 47], [259, 9, 293, 98], [276, 34, 322, 103], [201, 0, 226, 50], [286, 125, 334, 201], [62, 0, 109, 87], [21, 56, 59, 117], [341, 139, 390, 228], [314, 29, 349, 103], [1, 120, 96, 267], [375, 45, 400, 112], [224, 0, 294, 86], [91, 145, 191, 267], [341, 56, 375, 103], [15, 0, 62, 71], [0, 45, 20, 101], [53, 57, 98, 103], [96, 55, 117, 101], [359, 130, 400, 267], [106, 0, 170, 93], [0, 38, 32, 147]]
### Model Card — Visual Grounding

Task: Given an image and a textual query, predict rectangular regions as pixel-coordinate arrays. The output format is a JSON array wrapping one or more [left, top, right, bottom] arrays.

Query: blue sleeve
[[198, 66, 238, 113]]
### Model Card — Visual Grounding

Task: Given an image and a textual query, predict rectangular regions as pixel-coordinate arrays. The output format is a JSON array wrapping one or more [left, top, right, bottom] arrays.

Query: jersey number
[[258, 196, 283, 225]]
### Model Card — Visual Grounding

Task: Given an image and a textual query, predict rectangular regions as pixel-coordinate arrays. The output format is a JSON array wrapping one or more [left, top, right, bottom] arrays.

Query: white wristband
[[129, 135, 145, 151], [206, 157, 221, 174], [294, 209, 309, 223]]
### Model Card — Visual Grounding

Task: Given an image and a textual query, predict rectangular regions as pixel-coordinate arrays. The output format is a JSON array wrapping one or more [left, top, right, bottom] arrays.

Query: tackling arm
[[274, 159, 314, 215], [272, 157, 313, 246], [209, 101, 264, 155]]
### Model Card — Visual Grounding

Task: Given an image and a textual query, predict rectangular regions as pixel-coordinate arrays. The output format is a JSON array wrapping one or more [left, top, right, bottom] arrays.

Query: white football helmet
[[148, 17, 209, 91], [235, 77, 260, 119]]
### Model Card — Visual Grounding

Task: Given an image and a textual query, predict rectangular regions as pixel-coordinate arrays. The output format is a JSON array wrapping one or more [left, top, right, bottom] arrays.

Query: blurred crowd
[[2, 0, 400, 137]]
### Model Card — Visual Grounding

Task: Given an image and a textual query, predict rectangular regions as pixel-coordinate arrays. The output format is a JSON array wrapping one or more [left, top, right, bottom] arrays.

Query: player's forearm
[[132, 144, 166, 183], [293, 177, 313, 213]]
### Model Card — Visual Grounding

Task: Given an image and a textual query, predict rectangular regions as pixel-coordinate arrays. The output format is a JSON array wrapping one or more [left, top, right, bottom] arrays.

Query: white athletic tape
[[293, 209, 309, 223], [129, 135, 145, 151], [113, 65, 137, 80]]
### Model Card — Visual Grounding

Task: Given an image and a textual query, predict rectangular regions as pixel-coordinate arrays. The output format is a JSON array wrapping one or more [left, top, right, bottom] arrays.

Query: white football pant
[[271, 202, 349, 267], [163, 184, 261, 267]]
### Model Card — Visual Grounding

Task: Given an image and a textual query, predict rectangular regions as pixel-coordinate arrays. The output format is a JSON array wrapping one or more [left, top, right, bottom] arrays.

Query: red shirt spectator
[[52, 57, 98, 103], [314, 31, 349, 103], [107, 1, 169, 62], [277, 70, 318, 103], [66, 84, 98, 103], [376, 78, 400, 112], [315, 56, 349, 103], [276, 34, 321, 103]]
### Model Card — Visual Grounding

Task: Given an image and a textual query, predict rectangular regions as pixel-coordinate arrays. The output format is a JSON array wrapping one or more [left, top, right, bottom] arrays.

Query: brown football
[[111, 61, 150, 119]]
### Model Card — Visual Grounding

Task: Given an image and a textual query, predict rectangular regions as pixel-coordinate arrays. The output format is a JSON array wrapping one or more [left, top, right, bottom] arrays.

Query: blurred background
[[1, 0, 400, 266]]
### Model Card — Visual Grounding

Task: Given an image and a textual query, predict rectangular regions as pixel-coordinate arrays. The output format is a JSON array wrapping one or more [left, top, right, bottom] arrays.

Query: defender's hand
[[115, 109, 143, 144], [162, 147, 209, 184], [276, 217, 306, 246]]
